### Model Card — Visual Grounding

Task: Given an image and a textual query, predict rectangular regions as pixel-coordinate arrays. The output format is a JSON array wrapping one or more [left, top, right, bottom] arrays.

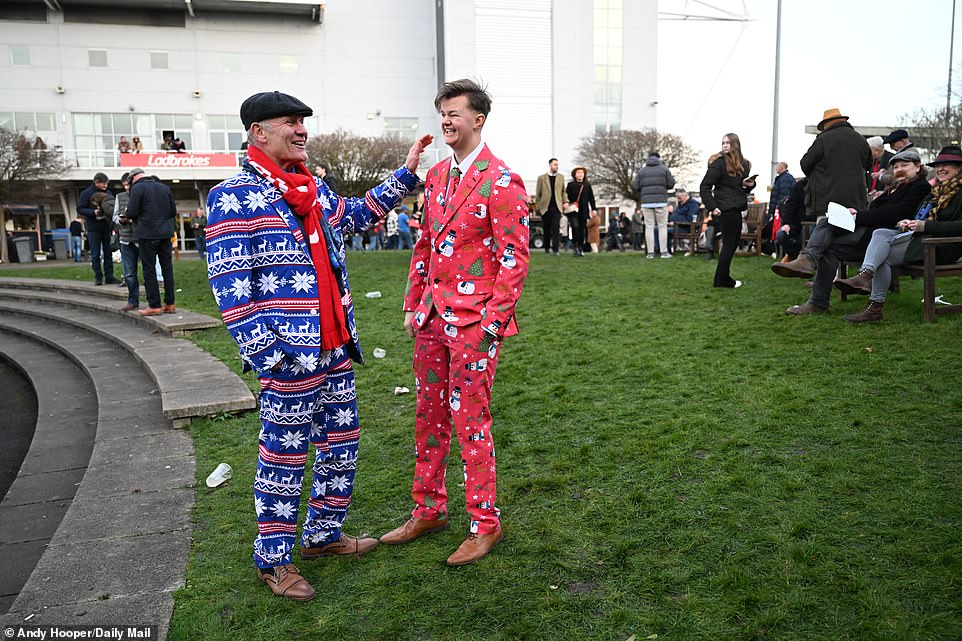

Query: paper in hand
[[826, 201, 856, 232]]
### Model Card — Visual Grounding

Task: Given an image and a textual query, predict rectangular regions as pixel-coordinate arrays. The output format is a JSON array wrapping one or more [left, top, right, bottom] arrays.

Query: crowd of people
[[769, 109, 962, 323]]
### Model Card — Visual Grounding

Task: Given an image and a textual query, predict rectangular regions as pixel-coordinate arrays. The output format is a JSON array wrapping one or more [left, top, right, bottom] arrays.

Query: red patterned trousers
[[410, 312, 502, 534]]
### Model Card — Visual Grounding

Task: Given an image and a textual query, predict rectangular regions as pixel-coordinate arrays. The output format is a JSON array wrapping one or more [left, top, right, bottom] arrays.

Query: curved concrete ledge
[[0, 330, 96, 615], [0, 301, 255, 423], [0, 320, 193, 640], [0, 285, 219, 336]]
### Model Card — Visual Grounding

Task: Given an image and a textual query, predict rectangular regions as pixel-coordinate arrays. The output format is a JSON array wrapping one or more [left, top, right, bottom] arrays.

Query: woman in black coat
[[700, 133, 755, 288], [566, 167, 596, 257]]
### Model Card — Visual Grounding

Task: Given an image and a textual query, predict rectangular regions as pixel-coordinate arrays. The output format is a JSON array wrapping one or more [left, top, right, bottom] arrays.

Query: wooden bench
[[669, 206, 705, 254], [736, 203, 767, 256], [838, 236, 962, 322]]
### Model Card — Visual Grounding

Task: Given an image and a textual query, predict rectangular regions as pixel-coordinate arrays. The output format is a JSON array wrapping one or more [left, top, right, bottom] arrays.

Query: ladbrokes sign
[[120, 153, 237, 168]]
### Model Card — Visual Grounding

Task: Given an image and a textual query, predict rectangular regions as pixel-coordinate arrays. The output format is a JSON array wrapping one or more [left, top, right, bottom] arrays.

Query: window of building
[[207, 114, 245, 151], [10, 45, 30, 66], [223, 53, 241, 73], [279, 55, 298, 74], [0, 111, 56, 134], [150, 51, 169, 70], [593, 0, 623, 133], [155, 113, 193, 149], [384, 117, 419, 143], [88, 49, 108, 67]]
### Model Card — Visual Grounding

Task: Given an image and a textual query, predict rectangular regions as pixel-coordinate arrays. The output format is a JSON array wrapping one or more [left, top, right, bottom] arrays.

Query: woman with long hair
[[699, 133, 755, 288]]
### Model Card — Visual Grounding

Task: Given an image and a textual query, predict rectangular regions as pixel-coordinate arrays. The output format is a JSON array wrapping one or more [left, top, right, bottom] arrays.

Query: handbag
[[696, 231, 708, 250], [564, 183, 585, 214]]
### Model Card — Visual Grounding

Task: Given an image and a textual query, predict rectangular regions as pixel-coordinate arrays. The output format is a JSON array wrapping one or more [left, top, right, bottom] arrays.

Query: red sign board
[[120, 153, 237, 168]]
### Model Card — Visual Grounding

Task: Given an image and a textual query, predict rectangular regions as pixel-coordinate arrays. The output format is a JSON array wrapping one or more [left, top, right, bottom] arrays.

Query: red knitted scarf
[[246, 145, 349, 351]]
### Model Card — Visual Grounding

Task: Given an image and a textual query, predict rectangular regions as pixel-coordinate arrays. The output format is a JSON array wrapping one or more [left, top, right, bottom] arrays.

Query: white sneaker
[[734, 280, 743, 289], [646, 254, 655, 259], [660, 253, 672, 258]]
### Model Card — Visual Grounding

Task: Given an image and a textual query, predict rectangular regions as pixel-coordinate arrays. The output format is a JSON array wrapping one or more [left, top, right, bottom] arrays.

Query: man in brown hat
[[771, 107, 872, 279]]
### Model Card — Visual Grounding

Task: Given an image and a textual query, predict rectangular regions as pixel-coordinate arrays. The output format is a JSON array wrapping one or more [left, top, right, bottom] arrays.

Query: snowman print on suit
[[438, 230, 456, 257], [441, 306, 459, 323], [500, 243, 517, 269], [457, 280, 476, 295]]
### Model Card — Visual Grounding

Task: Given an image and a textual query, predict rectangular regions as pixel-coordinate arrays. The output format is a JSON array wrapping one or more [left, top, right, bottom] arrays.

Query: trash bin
[[51, 229, 69, 260], [13, 236, 33, 263]]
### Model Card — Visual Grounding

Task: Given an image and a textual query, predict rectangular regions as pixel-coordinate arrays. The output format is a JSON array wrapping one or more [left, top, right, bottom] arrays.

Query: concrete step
[[0, 286, 219, 337], [0, 329, 97, 615], [0, 276, 129, 300], [0, 320, 193, 639], [0, 301, 255, 425]]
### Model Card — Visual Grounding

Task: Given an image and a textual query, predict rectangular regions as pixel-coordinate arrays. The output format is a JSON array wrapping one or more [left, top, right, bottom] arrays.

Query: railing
[[57, 149, 246, 170]]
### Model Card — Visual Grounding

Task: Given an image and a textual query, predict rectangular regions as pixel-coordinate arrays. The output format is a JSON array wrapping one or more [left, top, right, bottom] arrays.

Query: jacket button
[[310, 309, 318, 315]]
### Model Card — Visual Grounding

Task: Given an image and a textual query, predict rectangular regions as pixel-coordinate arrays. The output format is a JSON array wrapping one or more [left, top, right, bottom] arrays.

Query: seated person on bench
[[836, 145, 962, 322]]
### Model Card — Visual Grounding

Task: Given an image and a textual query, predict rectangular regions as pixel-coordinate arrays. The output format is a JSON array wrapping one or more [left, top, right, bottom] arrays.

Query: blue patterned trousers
[[253, 347, 360, 568]]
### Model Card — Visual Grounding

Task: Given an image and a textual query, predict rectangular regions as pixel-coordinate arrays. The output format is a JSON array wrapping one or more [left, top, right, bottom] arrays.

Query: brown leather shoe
[[162, 304, 177, 313], [138, 307, 163, 316], [257, 564, 315, 602], [844, 301, 884, 323], [771, 254, 814, 278], [785, 302, 827, 316], [379, 516, 449, 545], [446, 526, 504, 567], [301, 533, 378, 559], [120, 303, 138, 312], [834, 270, 873, 295]]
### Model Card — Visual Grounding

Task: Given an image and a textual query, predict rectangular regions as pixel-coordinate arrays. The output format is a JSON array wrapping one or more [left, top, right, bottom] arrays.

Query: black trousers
[[567, 213, 584, 252], [713, 209, 742, 287], [138, 238, 175, 308], [542, 209, 560, 253]]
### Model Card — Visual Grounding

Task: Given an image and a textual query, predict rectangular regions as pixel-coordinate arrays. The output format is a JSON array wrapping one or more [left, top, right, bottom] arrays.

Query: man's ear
[[250, 123, 268, 144], [474, 113, 486, 131]]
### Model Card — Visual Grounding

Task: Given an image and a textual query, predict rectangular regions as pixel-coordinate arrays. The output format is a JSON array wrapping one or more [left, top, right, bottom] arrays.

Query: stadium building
[[0, 0, 658, 248]]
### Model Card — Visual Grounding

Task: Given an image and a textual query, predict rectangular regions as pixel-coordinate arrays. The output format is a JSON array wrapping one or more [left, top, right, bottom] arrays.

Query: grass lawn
[[8, 250, 962, 640]]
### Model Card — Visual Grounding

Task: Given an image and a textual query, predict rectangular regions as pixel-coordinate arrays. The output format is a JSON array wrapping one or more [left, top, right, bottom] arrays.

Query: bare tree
[[573, 129, 700, 203], [0, 127, 69, 204], [306, 129, 411, 198], [900, 67, 962, 158], [902, 100, 962, 157], [0, 127, 70, 262]]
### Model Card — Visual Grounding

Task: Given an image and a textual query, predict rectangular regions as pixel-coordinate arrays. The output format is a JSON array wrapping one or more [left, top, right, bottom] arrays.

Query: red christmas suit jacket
[[404, 144, 530, 337]]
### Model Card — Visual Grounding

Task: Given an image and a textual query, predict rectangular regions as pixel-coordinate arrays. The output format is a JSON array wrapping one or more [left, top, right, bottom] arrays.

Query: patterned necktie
[[447, 166, 461, 204]]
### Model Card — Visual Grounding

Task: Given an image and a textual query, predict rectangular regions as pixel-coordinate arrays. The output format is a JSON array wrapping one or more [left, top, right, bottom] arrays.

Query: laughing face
[[256, 115, 308, 169], [439, 95, 484, 158]]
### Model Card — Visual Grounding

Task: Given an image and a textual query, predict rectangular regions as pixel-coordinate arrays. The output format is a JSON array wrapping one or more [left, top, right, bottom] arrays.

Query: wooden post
[[0, 207, 7, 263]]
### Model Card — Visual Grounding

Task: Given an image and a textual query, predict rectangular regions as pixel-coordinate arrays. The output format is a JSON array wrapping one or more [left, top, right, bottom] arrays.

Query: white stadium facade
[[1, 0, 658, 245]]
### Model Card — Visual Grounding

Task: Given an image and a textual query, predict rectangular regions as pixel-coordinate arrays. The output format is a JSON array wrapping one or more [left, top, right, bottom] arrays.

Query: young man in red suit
[[381, 79, 530, 566]]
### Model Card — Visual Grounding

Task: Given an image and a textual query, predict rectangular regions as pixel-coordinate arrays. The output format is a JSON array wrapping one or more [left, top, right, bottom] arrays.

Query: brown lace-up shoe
[[380, 516, 449, 545], [834, 270, 873, 295], [162, 303, 177, 313], [446, 526, 504, 567], [771, 254, 815, 278], [785, 302, 827, 316], [257, 564, 315, 601], [844, 301, 884, 323], [301, 534, 378, 559]]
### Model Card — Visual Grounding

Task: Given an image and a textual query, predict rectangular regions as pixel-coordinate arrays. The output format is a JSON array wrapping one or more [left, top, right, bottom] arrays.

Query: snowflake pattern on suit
[[206, 162, 417, 568]]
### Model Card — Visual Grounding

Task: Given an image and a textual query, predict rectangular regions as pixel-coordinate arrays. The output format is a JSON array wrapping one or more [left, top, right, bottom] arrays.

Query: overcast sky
[[656, 0, 960, 191]]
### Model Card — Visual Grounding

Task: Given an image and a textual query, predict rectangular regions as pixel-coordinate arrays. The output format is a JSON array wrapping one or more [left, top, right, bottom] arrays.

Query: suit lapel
[[436, 144, 493, 239]]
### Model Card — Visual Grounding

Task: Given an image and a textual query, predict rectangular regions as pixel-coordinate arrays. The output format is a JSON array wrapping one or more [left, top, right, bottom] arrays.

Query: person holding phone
[[699, 133, 754, 288]]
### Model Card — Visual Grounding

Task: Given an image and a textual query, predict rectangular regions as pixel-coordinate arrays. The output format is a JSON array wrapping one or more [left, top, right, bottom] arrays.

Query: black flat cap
[[240, 91, 313, 129], [883, 129, 908, 144]]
